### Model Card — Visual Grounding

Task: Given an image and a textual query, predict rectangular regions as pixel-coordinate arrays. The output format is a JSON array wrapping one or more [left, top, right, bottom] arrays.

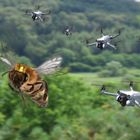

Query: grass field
[[69, 68, 140, 90], [69, 73, 122, 85]]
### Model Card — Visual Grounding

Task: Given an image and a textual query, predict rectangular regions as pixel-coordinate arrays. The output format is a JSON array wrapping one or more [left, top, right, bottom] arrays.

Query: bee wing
[[35, 57, 63, 75], [0, 57, 12, 66]]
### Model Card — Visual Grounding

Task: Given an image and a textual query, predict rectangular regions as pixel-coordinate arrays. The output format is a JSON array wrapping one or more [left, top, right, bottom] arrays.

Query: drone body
[[25, 6, 51, 22], [31, 11, 47, 21], [87, 29, 121, 50], [64, 26, 73, 36], [117, 90, 140, 107], [100, 82, 140, 107], [65, 28, 72, 36]]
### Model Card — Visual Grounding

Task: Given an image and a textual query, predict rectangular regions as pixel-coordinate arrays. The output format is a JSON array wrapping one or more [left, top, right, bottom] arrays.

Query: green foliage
[[99, 61, 126, 77], [0, 0, 140, 71], [1, 0, 140, 140], [69, 62, 95, 72], [0, 74, 98, 140], [0, 71, 140, 140]]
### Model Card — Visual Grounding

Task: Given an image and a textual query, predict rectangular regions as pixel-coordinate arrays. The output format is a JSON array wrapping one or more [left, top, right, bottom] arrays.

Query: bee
[[0, 56, 62, 107]]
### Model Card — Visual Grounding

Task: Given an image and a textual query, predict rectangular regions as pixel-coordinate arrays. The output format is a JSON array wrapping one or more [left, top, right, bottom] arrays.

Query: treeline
[[0, 0, 140, 71]]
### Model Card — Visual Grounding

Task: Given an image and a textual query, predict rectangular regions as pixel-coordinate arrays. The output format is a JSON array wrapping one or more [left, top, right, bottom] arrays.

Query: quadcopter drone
[[25, 5, 51, 22], [86, 28, 122, 50], [63, 26, 74, 36], [100, 81, 140, 107]]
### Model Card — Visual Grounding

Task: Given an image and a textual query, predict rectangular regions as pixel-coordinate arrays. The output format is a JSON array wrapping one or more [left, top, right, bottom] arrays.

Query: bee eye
[[25, 76, 28, 81], [23, 74, 28, 82]]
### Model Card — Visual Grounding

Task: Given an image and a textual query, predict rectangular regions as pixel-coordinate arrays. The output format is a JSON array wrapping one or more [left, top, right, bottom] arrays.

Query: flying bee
[[0, 56, 62, 107]]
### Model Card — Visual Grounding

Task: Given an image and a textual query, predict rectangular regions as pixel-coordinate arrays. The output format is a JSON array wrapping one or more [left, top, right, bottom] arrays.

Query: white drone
[[100, 81, 140, 107], [25, 5, 51, 22], [63, 26, 74, 36], [86, 28, 122, 50]]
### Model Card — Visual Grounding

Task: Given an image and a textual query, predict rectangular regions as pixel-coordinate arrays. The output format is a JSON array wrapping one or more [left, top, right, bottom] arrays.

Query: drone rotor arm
[[41, 13, 48, 15], [101, 28, 104, 36], [111, 34, 120, 39], [134, 100, 140, 107], [112, 28, 123, 39], [25, 9, 33, 15], [37, 16, 43, 22], [87, 42, 97, 46], [25, 12, 32, 15], [101, 90, 119, 97], [107, 42, 116, 49], [41, 10, 51, 15]]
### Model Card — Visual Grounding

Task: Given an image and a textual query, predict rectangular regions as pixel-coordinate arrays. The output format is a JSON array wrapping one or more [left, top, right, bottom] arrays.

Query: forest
[[0, 0, 140, 140]]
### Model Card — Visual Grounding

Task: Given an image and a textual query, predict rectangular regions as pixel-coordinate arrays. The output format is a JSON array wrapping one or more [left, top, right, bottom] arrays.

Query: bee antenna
[[1, 71, 9, 77]]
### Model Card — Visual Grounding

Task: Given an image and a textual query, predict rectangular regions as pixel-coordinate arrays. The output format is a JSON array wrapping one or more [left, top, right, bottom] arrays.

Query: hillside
[[0, 0, 140, 72]]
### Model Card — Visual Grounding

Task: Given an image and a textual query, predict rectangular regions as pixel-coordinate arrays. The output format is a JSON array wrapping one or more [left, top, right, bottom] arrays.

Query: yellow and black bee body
[[0, 57, 62, 107]]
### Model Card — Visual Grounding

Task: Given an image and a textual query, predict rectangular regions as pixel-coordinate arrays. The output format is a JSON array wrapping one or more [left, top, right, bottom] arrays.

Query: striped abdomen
[[20, 80, 48, 107]]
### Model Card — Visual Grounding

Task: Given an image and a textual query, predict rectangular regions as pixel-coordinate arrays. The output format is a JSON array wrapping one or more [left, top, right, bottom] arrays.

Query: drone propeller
[[25, 10, 28, 14], [122, 80, 140, 90], [118, 29, 121, 35], [96, 26, 104, 34], [24, 8, 34, 16], [117, 90, 121, 94], [45, 9, 51, 15], [92, 83, 112, 90], [117, 29, 123, 36], [129, 81, 133, 88], [35, 5, 41, 10], [101, 28, 104, 35], [25, 9, 31, 14], [82, 38, 90, 46], [40, 8, 51, 15], [112, 28, 124, 39], [82, 37, 95, 46], [118, 27, 124, 33], [113, 40, 122, 47], [85, 39, 89, 45], [64, 26, 70, 31], [122, 80, 140, 84], [101, 85, 106, 91]]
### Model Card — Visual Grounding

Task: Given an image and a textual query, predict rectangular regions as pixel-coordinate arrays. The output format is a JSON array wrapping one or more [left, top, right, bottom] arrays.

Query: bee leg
[[42, 81, 49, 107], [43, 92, 48, 101], [43, 80, 48, 90], [8, 83, 15, 91], [8, 83, 27, 108], [19, 92, 28, 108]]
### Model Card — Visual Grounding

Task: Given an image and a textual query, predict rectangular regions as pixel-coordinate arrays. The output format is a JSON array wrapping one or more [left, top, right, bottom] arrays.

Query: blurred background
[[0, 0, 140, 139]]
